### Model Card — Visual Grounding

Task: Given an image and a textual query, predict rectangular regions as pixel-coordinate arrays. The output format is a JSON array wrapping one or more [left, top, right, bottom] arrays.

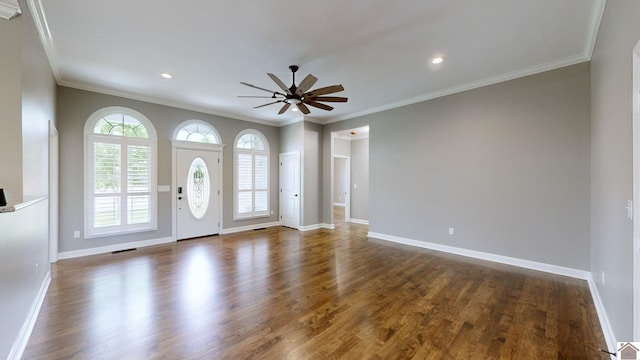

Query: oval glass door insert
[[187, 157, 210, 219]]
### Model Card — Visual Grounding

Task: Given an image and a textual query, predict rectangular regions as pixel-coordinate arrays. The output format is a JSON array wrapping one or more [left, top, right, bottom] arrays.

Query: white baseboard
[[300, 223, 335, 231], [58, 236, 176, 260], [367, 232, 591, 280], [366, 232, 620, 356], [221, 221, 281, 235], [349, 218, 369, 225], [587, 275, 617, 358], [8, 271, 51, 360]]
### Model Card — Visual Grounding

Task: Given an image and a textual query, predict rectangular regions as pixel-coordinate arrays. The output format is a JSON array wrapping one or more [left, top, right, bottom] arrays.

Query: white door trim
[[171, 140, 224, 240], [632, 40, 640, 341]]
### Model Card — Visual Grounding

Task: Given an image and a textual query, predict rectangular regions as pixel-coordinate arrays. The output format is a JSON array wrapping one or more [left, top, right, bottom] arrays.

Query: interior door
[[176, 148, 220, 240], [279, 152, 300, 229]]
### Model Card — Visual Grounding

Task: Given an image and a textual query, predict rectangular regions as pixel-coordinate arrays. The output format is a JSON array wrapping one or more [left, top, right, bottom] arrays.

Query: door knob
[[294, 194, 298, 197], [178, 197, 182, 200]]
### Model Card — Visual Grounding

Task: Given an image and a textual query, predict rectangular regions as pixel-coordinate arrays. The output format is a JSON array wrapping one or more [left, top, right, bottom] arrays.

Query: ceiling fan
[[240, 65, 348, 115]]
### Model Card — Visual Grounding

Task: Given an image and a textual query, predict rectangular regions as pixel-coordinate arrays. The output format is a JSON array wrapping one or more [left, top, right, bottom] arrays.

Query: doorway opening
[[331, 126, 369, 226]]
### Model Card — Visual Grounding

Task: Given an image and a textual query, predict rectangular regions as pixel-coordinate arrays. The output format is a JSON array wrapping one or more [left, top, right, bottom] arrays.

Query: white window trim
[[233, 129, 270, 220], [172, 119, 221, 144], [84, 106, 158, 238]]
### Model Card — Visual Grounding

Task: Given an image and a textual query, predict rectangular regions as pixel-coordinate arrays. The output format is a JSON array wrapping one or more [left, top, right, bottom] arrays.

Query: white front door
[[280, 152, 300, 229], [176, 148, 220, 240]]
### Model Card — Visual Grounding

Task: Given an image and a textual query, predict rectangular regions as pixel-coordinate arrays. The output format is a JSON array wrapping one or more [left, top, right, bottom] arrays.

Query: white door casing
[[280, 152, 300, 229], [176, 148, 220, 240]]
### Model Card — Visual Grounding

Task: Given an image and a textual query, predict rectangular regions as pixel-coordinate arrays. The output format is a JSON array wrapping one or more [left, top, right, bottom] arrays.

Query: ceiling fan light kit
[[240, 65, 348, 115]]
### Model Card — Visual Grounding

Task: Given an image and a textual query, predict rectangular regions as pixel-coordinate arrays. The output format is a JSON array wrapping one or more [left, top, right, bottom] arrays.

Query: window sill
[[85, 226, 158, 239]]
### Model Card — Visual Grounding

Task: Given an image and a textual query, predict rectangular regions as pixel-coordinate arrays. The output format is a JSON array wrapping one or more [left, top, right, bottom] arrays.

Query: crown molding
[[0, 0, 21, 19], [25, 0, 61, 80], [58, 80, 282, 127], [326, 54, 589, 124], [584, 0, 606, 60]]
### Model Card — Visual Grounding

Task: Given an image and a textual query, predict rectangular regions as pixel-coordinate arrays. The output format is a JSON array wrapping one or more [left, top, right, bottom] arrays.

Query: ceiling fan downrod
[[289, 65, 299, 94]]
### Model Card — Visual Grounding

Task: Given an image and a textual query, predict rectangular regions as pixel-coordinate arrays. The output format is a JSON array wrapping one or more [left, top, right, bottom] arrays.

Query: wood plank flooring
[[24, 211, 608, 359]]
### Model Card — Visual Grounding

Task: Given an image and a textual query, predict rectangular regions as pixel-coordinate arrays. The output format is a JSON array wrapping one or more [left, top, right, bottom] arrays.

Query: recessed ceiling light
[[161, 73, 173, 79], [431, 57, 444, 65]]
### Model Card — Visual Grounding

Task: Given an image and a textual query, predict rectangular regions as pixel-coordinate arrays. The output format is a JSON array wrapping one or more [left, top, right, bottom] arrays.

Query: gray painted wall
[[0, 11, 23, 204], [350, 138, 369, 221], [334, 138, 350, 156], [303, 121, 323, 226], [0, 1, 55, 357], [279, 121, 303, 154], [22, 4, 56, 201], [323, 63, 591, 271], [56, 86, 280, 252], [590, 0, 640, 341]]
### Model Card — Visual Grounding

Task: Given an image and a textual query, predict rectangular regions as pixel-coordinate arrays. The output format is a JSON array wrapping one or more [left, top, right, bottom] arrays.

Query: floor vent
[[253, 228, 266, 231], [112, 248, 137, 254]]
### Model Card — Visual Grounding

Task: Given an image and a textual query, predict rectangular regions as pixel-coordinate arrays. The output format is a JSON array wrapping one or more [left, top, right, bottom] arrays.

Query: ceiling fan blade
[[296, 103, 310, 114], [267, 73, 291, 94], [311, 96, 348, 102], [305, 100, 334, 111], [240, 82, 284, 96], [305, 84, 345, 97], [278, 103, 291, 114], [238, 95, 277, 98], [295, 74, 318, 95], [253, 100, 282, 109]]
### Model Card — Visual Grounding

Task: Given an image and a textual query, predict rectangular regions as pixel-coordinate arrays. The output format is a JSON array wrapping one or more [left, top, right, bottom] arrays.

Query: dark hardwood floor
[[24, 209, 608, 359]]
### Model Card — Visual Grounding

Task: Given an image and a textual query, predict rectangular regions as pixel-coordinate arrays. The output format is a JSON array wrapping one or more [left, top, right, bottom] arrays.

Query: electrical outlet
[[601, 272, 605, 285], [449, 227, 455, 235], [74, 231, 80, 238]]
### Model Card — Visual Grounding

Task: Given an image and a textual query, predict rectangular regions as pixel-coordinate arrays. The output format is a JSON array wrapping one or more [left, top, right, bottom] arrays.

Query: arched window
[[173, 120, 221, 144], [234, 130, 269, 219], [84, 107, 157, 237]]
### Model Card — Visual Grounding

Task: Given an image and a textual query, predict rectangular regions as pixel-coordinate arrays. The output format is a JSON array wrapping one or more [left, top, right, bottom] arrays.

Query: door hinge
[[218, 190, 220, 195], [218, 158, 220, 163]]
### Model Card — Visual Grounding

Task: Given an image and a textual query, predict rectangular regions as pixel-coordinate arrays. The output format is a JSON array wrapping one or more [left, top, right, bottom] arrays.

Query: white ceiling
[[32, 0, 604, 126]]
